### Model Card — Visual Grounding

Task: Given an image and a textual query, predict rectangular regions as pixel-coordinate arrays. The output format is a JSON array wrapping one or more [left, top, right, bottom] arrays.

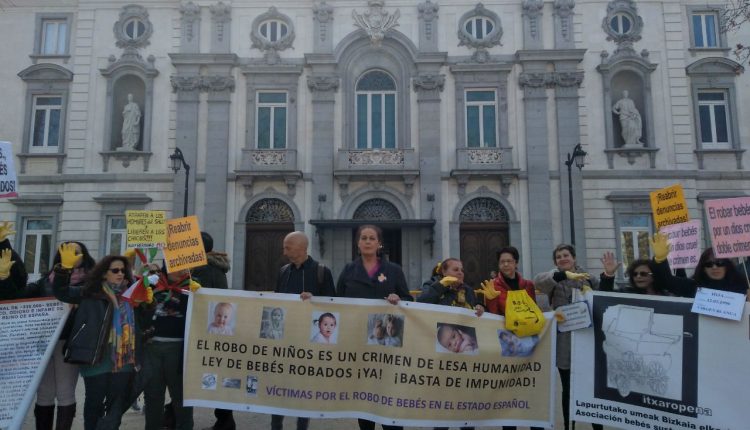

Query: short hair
[[440, 258, 461, 273], [496, 246, 519, 263], [201, 231, 214, 253], [317, 312, 336, 326], [552, 244, 576, 261]]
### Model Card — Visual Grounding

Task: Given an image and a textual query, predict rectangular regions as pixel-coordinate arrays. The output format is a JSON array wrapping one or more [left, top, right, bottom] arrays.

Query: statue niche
[[112, 75, 145, 151], [609, 71, 647, 148]]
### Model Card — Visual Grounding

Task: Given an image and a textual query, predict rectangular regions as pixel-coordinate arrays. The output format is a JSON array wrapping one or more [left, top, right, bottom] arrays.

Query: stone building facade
[[0, 0, 748, 290]]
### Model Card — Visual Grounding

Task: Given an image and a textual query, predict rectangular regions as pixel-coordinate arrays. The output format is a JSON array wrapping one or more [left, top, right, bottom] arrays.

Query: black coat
[[650, 259, 747, 297], [276, 256, 335, 296], [336, 258, 412, 301], [191, 252, 230, 290], [0, 239, 27, 301]]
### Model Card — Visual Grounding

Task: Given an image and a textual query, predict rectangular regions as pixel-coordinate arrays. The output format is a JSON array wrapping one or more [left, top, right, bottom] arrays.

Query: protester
[[336, 224, 411, 430], [534, 245, 618, 430], [418, 258, 483, 318], [0, 221, 27, 300], [191, 231, 235, 430], [272, 230, 335, 430], [622, 259, 665, 295], [651, 233, 748, 296], [481, 246, 542, 430], [141, 266, 200, 430], [52, 246, 148, 430], [25, 241, 95, 430]]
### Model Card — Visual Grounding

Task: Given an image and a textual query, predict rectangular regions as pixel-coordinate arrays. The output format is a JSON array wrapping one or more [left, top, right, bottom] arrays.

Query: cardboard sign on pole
[[126, 210, 167, 249], [0, 141, 19, 198], [163, 215, 206, 272], [650, 184, 689, 230]]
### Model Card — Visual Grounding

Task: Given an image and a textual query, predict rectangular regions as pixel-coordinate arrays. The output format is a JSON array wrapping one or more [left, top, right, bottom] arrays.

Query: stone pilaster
[[210, 2, 231, 53], [312, 2, 334, 53], [307, 74, 339, 223], [179, 2, 201, 53], [169, 73, 201, 218], [417, 0, 439, 52]]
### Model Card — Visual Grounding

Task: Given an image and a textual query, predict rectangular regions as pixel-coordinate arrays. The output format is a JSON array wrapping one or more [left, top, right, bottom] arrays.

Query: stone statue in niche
[[120, 93, 141, 150], [612, 90, 644, 147]]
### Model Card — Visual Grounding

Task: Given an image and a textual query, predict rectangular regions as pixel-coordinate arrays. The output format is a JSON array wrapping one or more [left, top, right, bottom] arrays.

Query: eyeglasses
[[108, 268, 125, 274], [632, 271, 652, 278], [148, 270, 159, 275], [703, 260, 728, 268]]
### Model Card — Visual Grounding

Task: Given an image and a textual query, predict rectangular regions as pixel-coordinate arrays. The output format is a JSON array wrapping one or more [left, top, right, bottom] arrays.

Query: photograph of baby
[[207, 302, 236, 336], [310, 311, 339, 344], [201, 373, 217, 390], [222, 378, 241, 389], [436, 323, 478, 355], [259, 306, 285, 340], [366, 313, 404, 347], [497, 329, 539, 357], [246, 375, 258, 396]]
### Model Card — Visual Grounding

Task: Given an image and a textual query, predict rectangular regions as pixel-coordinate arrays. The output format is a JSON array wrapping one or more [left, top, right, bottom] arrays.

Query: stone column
[[312, 2, 334, 53], [522, 0, 543, 49], [210, 2, 231, 54], [519, 70, 553, 275], [179, 2, 201, 53], [169, 73, 201, 218], [203, 72, 235, 250], [414, 73, 445, 257], [417, 0, 439, 52]]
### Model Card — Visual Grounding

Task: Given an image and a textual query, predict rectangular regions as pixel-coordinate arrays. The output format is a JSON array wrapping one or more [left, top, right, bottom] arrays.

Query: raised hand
[[0, 249, 15, 280], [58, 243, 82, 269], [0, 221, 15, 243], [600, 251, 620, 277], [650, 232, 670, 263]]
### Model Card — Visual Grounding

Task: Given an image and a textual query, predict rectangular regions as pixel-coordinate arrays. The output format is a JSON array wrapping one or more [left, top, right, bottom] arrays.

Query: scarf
[[103, 281, 136, 371]]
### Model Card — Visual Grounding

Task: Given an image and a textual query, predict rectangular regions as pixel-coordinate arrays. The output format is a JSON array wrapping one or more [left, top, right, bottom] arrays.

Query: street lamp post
[[169, 147, 190, 217], [564, 143, 587, 246]]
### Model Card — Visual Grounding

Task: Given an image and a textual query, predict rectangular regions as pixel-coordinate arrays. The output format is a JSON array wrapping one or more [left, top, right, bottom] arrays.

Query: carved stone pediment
[[352, 0, 401, 47]]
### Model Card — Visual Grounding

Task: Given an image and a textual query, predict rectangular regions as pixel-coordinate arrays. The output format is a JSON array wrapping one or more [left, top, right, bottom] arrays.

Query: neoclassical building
[[0, 0, 748, 290]]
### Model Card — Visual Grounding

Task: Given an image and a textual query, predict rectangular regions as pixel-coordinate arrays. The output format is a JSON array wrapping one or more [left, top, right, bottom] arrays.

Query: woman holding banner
[[534, 244, 617, 430], [52, 247, 150, 430], [25, 241, 95, 430], [336, 224, 411, 430], [651, 233, 748, 296]]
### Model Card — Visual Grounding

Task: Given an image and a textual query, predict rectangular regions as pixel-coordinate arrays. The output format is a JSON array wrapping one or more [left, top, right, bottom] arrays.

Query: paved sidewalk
[[19, 375, 606, 429]]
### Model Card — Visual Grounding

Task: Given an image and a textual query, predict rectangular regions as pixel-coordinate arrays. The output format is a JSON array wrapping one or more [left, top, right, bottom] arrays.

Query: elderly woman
[[534, 244, 618, 430]]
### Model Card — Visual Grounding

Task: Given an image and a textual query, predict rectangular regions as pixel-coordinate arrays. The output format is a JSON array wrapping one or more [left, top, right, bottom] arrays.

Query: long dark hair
[[693, 248, 745, 286], [52, 241, 96, 272], [83, 255, 133, 296], [626, 259, 661, 293]]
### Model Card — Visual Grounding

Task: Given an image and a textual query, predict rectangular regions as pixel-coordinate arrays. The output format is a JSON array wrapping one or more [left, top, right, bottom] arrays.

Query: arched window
[[246, 198, 294, 223], [459, 197, 509, 222], [353, 198, 401, 220], [356, 70, 397, 149]]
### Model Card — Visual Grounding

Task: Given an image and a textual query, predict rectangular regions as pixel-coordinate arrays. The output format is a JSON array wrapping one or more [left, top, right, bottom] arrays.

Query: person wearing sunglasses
[[651, 233, 749, 296], [622, 259, 667, 295], [52, 248, 151, 430]]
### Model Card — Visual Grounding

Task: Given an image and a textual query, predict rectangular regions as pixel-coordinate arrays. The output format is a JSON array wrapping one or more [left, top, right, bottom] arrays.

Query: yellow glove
[[58, 243, 82, 269], [0, 249, 15, 280], [480, 279, 500, 301], [439, 276, 459, 287], [581, 285, 593, 294], [189, 280, 201, 292], [145, 286, 154, 304], [651, 232, 670, 263], [0, 221, 15, 242], [565, 271, 590, 282]]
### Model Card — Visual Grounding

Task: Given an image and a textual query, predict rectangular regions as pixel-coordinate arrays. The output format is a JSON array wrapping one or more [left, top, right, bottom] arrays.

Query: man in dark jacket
[[192, 232, 235, 430], [272, 231, 335, 430]]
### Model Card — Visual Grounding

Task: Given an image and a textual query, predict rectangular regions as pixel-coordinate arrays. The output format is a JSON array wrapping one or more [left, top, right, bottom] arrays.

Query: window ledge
[[16, 152, 66, 174], [456, 147, 514, 170], [688, 47, 731, 55], [694, 148, 745, 170], [29, 54, 71, 64], [100, 151, 152, 172]]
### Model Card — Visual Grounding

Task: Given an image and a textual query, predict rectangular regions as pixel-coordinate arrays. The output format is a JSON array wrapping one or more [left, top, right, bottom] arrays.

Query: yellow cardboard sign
[[650, 184, 689, 229], [163, 215, 207, 272], [126, 210, 167, 248]]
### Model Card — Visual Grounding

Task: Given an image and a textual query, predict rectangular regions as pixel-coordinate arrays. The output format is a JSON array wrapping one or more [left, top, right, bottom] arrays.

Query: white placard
[[0, 141, 18, 198], [691, 287, 746, 321], [556, 301, 592, 332]]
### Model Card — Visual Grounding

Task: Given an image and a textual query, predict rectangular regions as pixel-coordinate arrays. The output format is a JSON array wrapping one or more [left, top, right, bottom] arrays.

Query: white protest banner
[[556, 301, 592, 332], [691, 288, 746, 321], [0, 142, 18, 198], [572, 291, 749, 430], [704, 196, 750, 258], [0, 298, 70, 429], [184, 289, 557, 428], [659, 220, 701, 269]]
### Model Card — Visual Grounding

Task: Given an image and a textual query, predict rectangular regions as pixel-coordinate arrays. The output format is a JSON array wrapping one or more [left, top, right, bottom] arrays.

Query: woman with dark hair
[[52, 245, 149, 430], [25, 241, 96, 430], [485, 246, 536, 316], [651, 233, 748, 296], [336, 224, 411, 430], [534, 244, 618, 430], [622, 259, 665, 295]]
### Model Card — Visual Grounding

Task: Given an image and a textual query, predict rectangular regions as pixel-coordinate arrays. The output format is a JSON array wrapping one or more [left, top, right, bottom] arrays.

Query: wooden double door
[[459, 222, 509, 288], [243, 223, 294, 291]]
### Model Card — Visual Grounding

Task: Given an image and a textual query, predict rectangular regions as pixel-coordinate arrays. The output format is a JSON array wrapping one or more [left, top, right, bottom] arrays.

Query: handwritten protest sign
[[126, 210, 166, 248], [184, 290, 556, 428], [691, 288, 746, 321], [659, 220, 701, 269], [556, 301, 591, 332], [163, 216, 206, 272], [705, 196, 750, 258], [0, 142, 18, 198], [650, 184, 689, 229], [572, 292, 749, 430], [0, 299, 69, 429]]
